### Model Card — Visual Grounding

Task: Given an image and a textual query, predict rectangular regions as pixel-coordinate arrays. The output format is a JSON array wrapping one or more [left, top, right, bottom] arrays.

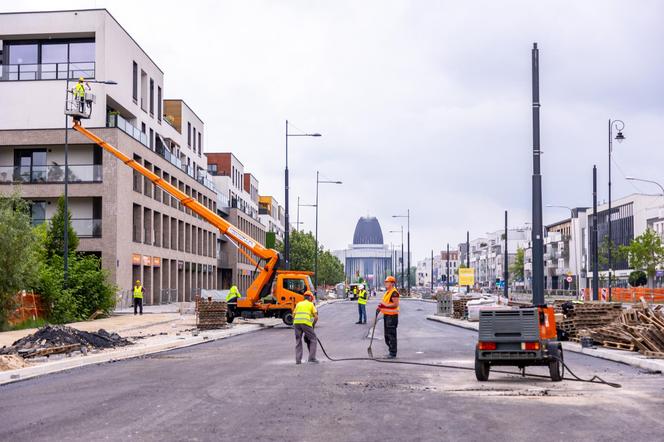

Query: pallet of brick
[[452, 297, 473, 319], [196, 300, 228, 330]]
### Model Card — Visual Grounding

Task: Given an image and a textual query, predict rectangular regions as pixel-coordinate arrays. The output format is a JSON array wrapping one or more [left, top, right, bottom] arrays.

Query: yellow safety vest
[[226, 287, 241, 302], [293, 300, 317, 327], [380, 288, 399, 315], [133, 285, 143, 299], [358, 289, 367, 305], [74, 82, 85, 98]]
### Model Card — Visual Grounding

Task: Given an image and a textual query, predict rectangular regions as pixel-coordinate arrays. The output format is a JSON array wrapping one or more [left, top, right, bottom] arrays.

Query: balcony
[[32, 218, 101, 238], [0, 164, 102, 184], [0, 62, 95, 81], [107, 113, 148, 147]]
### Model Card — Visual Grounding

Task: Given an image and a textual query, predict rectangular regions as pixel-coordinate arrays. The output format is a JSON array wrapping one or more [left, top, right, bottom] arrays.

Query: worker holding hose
[[378, 276, 400, 359], [293, 291, 319, 364]]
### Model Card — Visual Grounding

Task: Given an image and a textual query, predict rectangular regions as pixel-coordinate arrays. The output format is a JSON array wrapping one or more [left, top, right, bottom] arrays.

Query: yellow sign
[[459, 268, 475, 286]]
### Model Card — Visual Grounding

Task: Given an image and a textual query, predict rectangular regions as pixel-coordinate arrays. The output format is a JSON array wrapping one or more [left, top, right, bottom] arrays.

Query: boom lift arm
[[72, 121, 280, 304]]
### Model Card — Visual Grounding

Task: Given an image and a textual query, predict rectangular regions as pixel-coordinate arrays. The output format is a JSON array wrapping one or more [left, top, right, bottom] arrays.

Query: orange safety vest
[[380, 288, 400, 315]]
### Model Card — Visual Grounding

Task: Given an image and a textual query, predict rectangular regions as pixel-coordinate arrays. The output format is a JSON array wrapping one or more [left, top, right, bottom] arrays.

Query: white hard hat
[[359, 284, 364, 289]]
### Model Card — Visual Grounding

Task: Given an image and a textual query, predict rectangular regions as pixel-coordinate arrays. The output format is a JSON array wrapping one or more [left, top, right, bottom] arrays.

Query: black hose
[[314, 337, 621, 388]]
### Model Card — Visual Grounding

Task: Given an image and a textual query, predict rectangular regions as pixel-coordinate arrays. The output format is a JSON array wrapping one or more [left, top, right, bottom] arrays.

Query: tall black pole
[[593, 165, 599, 301], [531, 42, 545, 306], [63, 73, 70, 288], [314, 171, 319, 291], [401, 227, 404, 291], [284, 120, 290, 269], [466, 230, 470, 292], [504, 210, 509, 300], [407, 209, 411, 297], [607, 119, 612, 302], [430, 249, 434, 295], [446, 243, 450, 292]]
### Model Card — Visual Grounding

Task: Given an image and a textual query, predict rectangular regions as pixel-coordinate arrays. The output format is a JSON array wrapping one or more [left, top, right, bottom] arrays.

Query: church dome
[[353, 217, 384, 245]]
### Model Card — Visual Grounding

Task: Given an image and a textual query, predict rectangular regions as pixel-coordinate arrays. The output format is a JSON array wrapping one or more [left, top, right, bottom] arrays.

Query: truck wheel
[[475, 354, 490, 381], [548, 343, 564, 382], [282, 312, 294, 326]]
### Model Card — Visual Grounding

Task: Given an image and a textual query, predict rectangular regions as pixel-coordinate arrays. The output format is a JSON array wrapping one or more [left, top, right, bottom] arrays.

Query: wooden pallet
[[601, 341, 635, 351]]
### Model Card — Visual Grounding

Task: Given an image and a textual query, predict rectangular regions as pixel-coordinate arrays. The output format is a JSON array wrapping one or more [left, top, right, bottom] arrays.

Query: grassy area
[[5, 318, 48, 331]]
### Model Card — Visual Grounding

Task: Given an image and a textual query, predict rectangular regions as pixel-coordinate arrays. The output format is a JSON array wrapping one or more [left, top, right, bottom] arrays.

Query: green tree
[[0, 190, 41, 328], [45, 196, 79, 258], [619, 228, 664, 288], [317, 250, 345, 286], [510, 247, 524, 282], [628, 270, 647, 287], [276, 230, 316, 271]]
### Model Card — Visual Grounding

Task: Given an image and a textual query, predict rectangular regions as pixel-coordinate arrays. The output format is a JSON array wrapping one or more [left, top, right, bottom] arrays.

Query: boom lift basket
[[64, 90, 95, 120]]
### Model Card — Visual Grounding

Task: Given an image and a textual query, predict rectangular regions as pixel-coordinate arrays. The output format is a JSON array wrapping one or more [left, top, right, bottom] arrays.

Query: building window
[[149, 128, 154, 149], [193, 128, 196, 150], [157, 86, 162, 122], [149, 78, 154, 116], [198, 133, 202, 155], [132, 61, 138, 101], [4, 39, 95, 81], [188, 123, 192, 147], [140, 70, 147, 111], [141, 122, 146, 134]]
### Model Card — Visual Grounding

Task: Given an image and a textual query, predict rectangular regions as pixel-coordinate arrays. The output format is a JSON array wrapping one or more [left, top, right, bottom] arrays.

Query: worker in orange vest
[[378, 275, 400, 359]]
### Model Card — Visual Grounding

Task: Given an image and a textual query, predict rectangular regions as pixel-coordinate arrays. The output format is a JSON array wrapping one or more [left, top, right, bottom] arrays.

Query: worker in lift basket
[[293, 291, 319, 364], [73, 77, 91, 113], [133, 280, 144, 315], [378, 276, 400, 359]]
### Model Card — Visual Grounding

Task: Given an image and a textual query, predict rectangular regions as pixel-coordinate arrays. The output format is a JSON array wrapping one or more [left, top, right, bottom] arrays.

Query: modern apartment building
[[258, 195, 285, 244], [206, 152, 266, 294], [416, 250, 459, 288], [0, 9, 218, 303], [467, 227, 531, 289]]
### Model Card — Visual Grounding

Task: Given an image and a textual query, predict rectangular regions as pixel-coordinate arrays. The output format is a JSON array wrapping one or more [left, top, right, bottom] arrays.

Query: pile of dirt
[[0, 325, 132, 358], [0, 354, 29, 371]]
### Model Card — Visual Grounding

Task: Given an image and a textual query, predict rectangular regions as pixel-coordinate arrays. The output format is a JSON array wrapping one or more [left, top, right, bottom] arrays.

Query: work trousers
[[358, 303, 367, 323], [294, 324, 317, 363], [384, 314, 398, 356], [133, 298, 143, 315]]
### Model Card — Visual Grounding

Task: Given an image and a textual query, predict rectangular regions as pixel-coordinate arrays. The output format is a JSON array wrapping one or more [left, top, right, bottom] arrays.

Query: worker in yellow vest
[[293, 291, 319, 364], [73, 77, 90, 113], [226, 285, 241, 304], [133, 280, 144, 315], [378, 276, 400, 358], [356, 284, 368, 324]]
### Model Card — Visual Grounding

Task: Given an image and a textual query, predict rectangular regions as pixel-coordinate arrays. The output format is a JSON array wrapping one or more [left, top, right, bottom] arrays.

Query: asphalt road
[[1, 299, 663, 442]]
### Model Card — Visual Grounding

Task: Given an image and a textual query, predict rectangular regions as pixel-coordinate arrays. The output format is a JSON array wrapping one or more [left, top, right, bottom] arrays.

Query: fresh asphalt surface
[[1, 299, 663, 442]]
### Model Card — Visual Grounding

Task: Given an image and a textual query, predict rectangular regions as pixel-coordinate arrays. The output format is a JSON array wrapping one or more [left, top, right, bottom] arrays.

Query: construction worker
[[73, 77, 91, 113], [378, 275, 400, 359], [356, 284, 368, 324], [226, 285, 241, 304], [133, 280, 144, 315], [293, 291, 318, 364]]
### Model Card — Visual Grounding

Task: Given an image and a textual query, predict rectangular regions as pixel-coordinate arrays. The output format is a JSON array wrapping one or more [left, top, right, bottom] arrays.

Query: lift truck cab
[[475, 305, 563, 382]]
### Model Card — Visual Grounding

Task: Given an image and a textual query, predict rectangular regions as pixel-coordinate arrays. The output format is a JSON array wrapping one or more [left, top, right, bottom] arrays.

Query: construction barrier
[[7, 291, 46, 326], [581, 287, 664, 304]]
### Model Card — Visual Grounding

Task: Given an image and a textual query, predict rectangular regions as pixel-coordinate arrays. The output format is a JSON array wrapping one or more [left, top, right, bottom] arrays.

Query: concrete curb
[[426, 314, 664, 373], [0, 323, 269, 386]]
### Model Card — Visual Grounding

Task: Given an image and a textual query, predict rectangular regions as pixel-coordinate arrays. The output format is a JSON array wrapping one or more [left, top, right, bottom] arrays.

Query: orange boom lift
[[65, 92, 313, 325]]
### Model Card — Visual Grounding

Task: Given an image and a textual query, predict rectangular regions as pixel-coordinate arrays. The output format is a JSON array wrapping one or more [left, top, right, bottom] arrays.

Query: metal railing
[[0, 164, 102, 184], [107, 113, 149, 146], [0, 62, 95, 81], [155, 289, 178, 305]]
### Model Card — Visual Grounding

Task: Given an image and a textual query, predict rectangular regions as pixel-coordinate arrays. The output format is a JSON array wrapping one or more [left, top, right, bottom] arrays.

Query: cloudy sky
[[6, 1, 664, 261]]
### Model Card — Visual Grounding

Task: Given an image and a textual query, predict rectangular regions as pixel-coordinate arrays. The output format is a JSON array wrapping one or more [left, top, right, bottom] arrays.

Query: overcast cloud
[[5, 0, 664, 261]]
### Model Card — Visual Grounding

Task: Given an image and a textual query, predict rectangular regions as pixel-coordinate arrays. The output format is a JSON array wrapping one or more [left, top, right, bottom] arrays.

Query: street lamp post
[[607, 119, 625, 301], [63, 75, 117, 287], [284, 120, 321, 269], [626, 177, 664, 201], [389, 227, 404, 290], [314, 171, 342, 291], [546, 204, 579, 298], [446, 243, 450, 292], [392, 210, 410, 296], [296, 196, 316, 232]]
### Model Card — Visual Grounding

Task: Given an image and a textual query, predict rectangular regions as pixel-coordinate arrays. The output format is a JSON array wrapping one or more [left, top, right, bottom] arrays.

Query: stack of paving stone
[[557, 302, 623, 339], [196, 299, 228, 330], [586, 304, 664, 357]]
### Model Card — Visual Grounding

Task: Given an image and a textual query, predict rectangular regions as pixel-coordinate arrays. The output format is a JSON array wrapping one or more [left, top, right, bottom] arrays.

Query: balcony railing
[[0, 164, 102, 184], [32, 218, 101, 238], [107, 113, 148, 146], [0, 62, 95, 81]]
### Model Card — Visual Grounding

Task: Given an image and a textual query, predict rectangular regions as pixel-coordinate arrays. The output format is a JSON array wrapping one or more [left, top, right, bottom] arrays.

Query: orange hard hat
[[384, 276, 397, 283], [303, 291, 314, 300]]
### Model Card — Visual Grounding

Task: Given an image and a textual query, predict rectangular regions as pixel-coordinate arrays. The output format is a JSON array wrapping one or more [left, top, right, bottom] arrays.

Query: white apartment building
[[0, 9, 218, 303], [258, 195, 285, 243], [468, 227, 531, 289], [417, 250, 460, 287]]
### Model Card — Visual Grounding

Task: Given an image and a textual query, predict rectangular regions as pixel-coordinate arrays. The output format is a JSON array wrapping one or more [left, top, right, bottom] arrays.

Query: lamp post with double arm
[[314, 171, 342, 291]]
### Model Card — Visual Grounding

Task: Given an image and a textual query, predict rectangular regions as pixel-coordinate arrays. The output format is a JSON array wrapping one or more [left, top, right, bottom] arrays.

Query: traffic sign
[[566, 276, 573, 283]]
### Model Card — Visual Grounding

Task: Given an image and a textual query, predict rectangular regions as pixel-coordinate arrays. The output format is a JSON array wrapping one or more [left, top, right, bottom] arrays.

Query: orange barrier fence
[[581, 287, 664, 304], [7, 291, 46, 325]]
